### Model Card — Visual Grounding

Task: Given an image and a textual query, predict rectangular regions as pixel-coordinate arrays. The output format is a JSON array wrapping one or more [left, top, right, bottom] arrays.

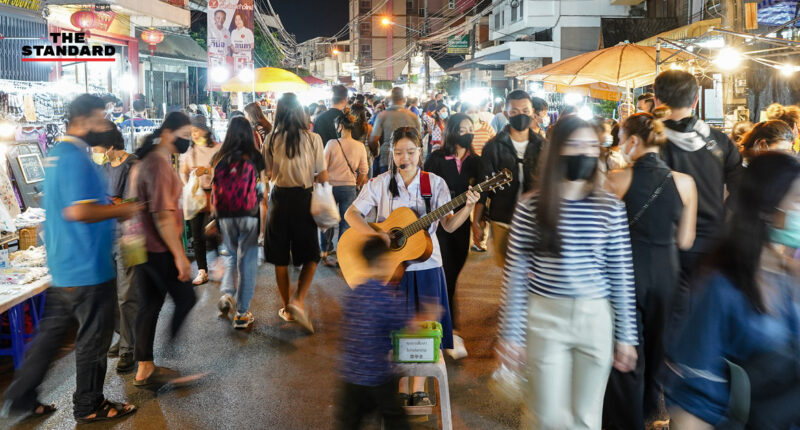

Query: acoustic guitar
[[337, 169, 513, 288]]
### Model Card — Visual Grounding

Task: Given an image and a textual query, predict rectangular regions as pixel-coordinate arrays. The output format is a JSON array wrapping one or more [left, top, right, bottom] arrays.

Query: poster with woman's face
[[207, 0, 254, 89]]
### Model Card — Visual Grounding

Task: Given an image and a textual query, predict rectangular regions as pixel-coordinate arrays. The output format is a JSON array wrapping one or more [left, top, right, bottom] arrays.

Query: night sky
[[268, 0, 349, 42]]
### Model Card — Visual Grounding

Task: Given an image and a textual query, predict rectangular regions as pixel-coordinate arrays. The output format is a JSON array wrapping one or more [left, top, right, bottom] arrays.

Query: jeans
[[134, 252, 197, 363], [336, 379, 409, 430], [220, 217, 260, 314], [320, 185, 358, 254], [4, 281, 116, 418]]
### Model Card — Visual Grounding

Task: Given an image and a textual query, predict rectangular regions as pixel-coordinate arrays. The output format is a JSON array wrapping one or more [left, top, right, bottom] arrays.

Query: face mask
[[509, 114, 532, 132], [91, 152, 108, 165], [769, 209, 800, 248], [602, 135, 614, 148], [455, 133, 474, 149], [468, 113, 480, 124], [439, 112, 448, 120], [174, 137, 191, 154], [563, 155, 598, 181], [540, 115, 550, 128]]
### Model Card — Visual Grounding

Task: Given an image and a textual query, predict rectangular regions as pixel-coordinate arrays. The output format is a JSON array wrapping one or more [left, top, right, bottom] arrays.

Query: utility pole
[[721, 0, 745, 125]]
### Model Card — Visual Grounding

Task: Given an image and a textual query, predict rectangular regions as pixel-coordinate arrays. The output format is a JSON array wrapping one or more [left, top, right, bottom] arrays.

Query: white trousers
[[523, 295, 614, 430]]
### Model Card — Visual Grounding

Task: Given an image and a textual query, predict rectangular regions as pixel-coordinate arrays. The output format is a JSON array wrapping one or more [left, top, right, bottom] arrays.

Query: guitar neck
[[402, 179, 491, 237]]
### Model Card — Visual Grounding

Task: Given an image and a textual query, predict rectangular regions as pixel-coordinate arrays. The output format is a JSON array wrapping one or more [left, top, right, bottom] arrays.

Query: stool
[[387, 355, 452, 430], [0, 292, 46, 369]]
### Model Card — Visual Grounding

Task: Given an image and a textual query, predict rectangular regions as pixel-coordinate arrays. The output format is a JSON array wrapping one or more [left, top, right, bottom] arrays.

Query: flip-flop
[[287, 304, 314, 334], [76, 399, 136, 424], [278, 308, 295, 322]]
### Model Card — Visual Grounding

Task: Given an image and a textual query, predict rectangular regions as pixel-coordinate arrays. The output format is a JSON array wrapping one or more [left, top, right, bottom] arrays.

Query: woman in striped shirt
[[498, 115, 638, 429]]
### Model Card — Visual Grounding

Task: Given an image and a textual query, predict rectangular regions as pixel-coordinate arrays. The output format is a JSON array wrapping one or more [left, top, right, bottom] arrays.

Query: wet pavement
[[1, 247, 521, 429]]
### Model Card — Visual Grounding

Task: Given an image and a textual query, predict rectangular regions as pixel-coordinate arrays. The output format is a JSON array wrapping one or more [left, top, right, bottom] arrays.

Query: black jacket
[[479, 127, 545, 224], [660, 116, 743, 252]]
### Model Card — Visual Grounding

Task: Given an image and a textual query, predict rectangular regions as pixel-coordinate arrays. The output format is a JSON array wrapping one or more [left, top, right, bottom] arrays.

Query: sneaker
[[116, 352, 137, 373], [217, 294, 234, 319], [192, 270, 209, 285], [446, 335, 468, 360], [323, 255, 339, 268], [411, 392, 432, 407], [233, 311, 254, 329], [470, 244, 486, 253]]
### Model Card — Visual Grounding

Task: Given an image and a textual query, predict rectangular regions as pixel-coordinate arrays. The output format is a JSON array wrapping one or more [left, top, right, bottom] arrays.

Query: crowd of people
[[1, 71, 799, 429]]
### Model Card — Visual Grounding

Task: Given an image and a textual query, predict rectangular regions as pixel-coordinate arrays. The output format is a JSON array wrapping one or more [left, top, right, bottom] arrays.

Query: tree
[[254, 27, 284, 68], [436, 75, 460, 97]]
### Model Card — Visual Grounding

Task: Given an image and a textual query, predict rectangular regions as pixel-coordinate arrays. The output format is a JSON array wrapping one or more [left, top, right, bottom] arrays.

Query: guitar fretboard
[[401, 182, 487, 237]]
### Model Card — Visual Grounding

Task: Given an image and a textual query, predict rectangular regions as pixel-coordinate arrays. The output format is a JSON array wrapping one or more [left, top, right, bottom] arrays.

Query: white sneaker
[[447, 335, 468, 360]]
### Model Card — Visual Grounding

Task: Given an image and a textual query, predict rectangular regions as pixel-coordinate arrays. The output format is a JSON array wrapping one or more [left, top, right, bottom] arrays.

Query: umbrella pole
[[656, 41, 661, 76]]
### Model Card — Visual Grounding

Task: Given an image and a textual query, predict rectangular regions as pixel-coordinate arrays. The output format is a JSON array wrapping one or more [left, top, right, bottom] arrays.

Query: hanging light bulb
[[713, 47, 742, 71], [238, 67, 254, 82], [777, 64, 799, 77], [211, 65, 230, 83]]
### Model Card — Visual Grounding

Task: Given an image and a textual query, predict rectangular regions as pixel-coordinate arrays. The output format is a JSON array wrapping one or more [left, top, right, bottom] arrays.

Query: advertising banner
[[207, 0, 254, 90]]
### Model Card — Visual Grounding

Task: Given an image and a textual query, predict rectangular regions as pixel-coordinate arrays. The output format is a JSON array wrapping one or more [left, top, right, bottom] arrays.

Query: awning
[[447, 51, 509, 73], [302, 75, 326, 85], [137, 30, 207, 67], [637, 18, 722, 46], [758, 0, 800, 27]]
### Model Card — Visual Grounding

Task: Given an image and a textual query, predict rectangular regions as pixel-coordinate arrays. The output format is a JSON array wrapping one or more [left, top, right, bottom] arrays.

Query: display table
[[0, 276, 50, 368]]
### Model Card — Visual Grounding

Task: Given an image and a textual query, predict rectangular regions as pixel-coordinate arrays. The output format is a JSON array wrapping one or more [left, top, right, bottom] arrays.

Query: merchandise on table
[[0, 267, 49, 285], [15, 208, 45, 230], [10, 246, 46, 268]]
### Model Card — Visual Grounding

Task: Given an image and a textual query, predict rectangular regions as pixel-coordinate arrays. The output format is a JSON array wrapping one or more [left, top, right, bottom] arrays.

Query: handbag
[[336, 137, 359, 182]]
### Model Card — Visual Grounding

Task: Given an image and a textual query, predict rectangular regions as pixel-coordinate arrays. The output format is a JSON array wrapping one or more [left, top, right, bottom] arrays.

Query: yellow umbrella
[[221, 67, 310, 93], [525, 43, 693, 88], [543, 82, 623, 102]]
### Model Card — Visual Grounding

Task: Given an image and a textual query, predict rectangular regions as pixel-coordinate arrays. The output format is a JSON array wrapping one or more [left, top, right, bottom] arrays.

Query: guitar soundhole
[[389, 228, 406, 251]]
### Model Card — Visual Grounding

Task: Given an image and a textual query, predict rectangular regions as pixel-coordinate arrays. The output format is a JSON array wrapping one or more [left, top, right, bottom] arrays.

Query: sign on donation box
[[392, 321, 443, 363]]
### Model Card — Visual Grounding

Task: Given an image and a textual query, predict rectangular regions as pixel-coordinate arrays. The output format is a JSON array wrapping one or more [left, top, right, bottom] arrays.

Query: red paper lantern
[[70, 10, 96, 31], [141, 28, 164, 53]]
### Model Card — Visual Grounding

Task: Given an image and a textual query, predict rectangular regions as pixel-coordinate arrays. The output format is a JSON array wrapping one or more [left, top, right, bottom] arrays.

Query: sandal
[[278, 308, 295, 322], [287, 303, 314, 334], [76, 399, 136, 424], [133, 366, 181, 390]]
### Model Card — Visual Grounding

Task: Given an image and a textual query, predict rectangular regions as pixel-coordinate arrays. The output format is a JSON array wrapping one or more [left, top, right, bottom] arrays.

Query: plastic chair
[[387, 355, 452, 430]]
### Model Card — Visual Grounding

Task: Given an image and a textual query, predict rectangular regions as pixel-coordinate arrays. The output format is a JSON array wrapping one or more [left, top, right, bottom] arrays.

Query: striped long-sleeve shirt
[[499, 192, 638, 346]]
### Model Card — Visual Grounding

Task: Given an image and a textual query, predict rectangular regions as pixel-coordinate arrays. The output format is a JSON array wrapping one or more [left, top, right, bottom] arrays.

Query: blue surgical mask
[[602, 135, 614, 148], [769, 209, 800, 248]]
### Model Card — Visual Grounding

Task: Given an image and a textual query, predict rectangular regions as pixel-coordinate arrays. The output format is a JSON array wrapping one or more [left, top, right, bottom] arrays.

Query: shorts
[[265, 186, 320, 266]]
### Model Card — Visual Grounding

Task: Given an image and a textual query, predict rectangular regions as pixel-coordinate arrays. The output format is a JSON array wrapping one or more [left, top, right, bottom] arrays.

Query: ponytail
[[134, 111, 191, 159]]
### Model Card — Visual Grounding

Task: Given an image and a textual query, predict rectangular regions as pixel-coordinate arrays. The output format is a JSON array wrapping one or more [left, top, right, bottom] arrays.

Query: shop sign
[[92, 11, 117, 32], [207, 0, 255, 91], [21, 32, 116, 62], [0, 0, 41, 12], [447, 35, 470, 54]]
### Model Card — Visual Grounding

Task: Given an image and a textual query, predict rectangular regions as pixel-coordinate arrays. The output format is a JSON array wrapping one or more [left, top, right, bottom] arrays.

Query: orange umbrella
[[525, 43, 693, 88]]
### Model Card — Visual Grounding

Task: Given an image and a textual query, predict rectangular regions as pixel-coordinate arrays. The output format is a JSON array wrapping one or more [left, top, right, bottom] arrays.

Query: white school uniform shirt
[[352, 168, 452, 271]]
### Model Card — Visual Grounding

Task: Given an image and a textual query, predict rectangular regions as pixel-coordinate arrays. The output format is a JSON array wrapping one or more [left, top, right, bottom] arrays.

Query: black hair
[[741, 120, 795, 152], [348, 103, 370, 141], [335, 108, 358, 132], [212, 116, 266, 172], [214, 9, 226, 18], [132, 99, 146, 113], [135, 111, 191, 159], [423, 100, 438, 113], [332, 85, 349, 104], [654, 70, 698, 109], [94, 119, 125, 150], [535, 115, 602, 256], [442, 113, 473, 156], [362, 236, 390, 265], [272, 92, 310, 159], [707, 152, 800, 312], [355, 94, 365, 104], [68, 94, 105, 123], [505, 90, 532, 110], [531, 97, 549, 113], [388, 127, 423, 198]]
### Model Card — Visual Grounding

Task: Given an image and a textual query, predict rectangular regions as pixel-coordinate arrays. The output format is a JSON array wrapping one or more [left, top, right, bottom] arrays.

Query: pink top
[[444, 152, 470, 174], [324, 137, 369, 186]]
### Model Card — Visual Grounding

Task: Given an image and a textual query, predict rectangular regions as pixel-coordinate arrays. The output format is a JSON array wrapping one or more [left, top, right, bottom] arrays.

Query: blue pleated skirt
[[399, 267, 454, 350]]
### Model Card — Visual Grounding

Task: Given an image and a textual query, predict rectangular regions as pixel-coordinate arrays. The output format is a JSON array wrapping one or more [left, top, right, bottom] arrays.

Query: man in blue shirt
[[3, 94, 141, 423]]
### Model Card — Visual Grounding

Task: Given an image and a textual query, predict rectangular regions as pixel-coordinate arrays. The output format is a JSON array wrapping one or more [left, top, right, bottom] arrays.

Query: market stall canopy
[[302, 75, 327, 86], [136, 29, 207, 67], [543, 82, 622, 102], [524, 43, 693, 88], [637, 18, 722, 47], [758, 0, 800, 27], [221, 67, 309, 93]]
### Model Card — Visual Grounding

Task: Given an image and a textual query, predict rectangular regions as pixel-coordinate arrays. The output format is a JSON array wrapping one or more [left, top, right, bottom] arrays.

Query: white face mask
[[540, 115, 550, 128]]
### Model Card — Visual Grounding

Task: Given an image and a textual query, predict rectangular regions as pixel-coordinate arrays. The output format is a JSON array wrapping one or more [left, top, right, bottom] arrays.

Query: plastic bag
[[182, 172, 207, 220], [120, 216, 147, 267], [310, 182, 340, 229]]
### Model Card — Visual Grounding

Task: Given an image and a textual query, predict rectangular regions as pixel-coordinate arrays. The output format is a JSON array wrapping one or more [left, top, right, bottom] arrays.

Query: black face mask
[[563, 155, 598, 181], [83, 130, 114, 147], [174, 137, 191, 154], [509, 114, 532, 132], [455, 133, 474, 149]]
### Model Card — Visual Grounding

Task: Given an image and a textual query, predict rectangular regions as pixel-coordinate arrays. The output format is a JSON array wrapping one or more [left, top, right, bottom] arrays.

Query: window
[[494, 12, 500, 29], [448, 0, 454, 9], [360, 0, 371, 7], [520, 0, 523, 19], [533, 28, 553, 41], [501, 11, 505, 27], [359, 22, 371, 36], [407, 1, 414, 13], [511, 5, 517, 22], [360, 44, 372, 58]]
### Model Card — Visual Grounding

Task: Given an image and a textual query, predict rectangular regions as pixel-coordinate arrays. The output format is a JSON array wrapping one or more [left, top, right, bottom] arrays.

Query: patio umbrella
[[302, 75, 327, 86], [525, 43, 693, 88], [221, 67, 310, 93], [543, 82, 623, 102]]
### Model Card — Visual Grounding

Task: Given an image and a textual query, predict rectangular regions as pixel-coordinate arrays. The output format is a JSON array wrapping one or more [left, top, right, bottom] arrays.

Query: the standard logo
[[21, 32, 116, 62]]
